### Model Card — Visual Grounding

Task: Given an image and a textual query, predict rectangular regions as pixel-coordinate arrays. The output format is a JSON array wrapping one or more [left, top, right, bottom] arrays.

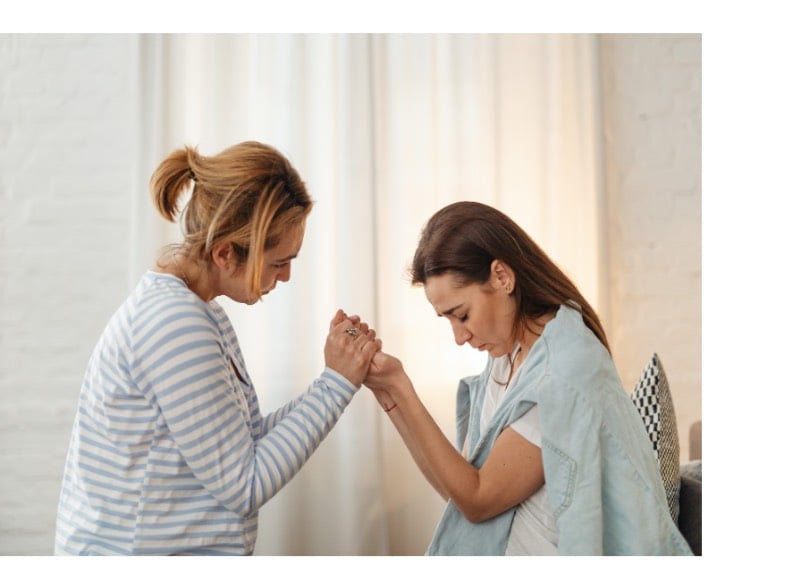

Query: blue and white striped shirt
[[55, 271, 358, 555]]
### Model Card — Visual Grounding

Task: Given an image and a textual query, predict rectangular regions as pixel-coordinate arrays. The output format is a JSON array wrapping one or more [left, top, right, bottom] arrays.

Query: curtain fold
[[139, 32, 603, 555]]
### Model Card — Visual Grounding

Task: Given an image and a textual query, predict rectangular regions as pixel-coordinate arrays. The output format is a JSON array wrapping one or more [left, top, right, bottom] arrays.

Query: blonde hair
[[150, 141, 313, 298]]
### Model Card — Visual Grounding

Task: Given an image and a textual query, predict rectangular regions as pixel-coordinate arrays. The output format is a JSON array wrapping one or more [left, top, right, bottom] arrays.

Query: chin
[[251, 289, 272, 304], [484, 345, 513, 358]]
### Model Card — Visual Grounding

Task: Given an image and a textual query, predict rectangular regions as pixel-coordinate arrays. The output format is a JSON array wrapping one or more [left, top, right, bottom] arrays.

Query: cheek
[[483, 306, 508, 339], [493, 302, 518, 338], [258, 266, 274, 285]]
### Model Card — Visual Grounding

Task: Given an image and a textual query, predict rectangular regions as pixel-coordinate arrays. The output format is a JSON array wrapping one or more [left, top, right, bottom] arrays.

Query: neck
[[172, 252, 190, 286], [156, 251, 213, 302], [510, 342, 526, 373], [511, 311, 556, 370]]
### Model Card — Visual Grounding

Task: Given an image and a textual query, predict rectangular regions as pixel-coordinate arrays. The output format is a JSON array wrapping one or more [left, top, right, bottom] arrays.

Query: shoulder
[[126, 272, 224, 344], [543, 305, 606, 357], [540, 305, 617, 387]]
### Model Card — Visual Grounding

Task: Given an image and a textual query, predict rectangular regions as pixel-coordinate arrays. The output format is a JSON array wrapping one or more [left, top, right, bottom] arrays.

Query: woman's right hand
[[365, 351, 407, 394], [323, 309, 381, 387]]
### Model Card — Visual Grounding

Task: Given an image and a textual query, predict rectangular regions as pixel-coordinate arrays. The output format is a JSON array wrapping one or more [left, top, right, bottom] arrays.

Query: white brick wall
[[0, 34, 140, 554], [0, 33, 702, 555], [599, 34, 702, 463]]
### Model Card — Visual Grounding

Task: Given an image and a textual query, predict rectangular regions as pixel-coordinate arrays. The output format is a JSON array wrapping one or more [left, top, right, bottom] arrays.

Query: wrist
[[322, 367, 360, 394], [381, 376, 414, 412]]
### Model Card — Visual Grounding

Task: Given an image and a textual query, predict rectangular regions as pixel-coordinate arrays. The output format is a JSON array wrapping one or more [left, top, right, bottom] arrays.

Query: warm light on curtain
[[137, 32, 604, 555]]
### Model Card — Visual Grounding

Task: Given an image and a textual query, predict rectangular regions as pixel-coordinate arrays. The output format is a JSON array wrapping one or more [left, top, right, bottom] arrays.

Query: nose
[[278, 264, 291, 283], [452, 322, 471, 346]]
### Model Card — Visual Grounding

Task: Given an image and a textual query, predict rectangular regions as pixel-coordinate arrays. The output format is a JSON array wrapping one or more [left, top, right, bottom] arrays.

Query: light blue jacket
[[427, 305, 693, 555]]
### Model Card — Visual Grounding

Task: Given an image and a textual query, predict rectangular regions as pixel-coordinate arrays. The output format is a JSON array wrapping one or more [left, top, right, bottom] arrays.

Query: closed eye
[[436, 304, 467, 322]]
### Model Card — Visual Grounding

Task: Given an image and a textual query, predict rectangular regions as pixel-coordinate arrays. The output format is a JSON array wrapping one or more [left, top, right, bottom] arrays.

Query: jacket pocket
[[541, 440, 577, 518]]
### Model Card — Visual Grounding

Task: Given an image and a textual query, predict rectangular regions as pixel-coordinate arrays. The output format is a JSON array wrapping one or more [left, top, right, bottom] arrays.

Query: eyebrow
[[436, 304, 463, 317]]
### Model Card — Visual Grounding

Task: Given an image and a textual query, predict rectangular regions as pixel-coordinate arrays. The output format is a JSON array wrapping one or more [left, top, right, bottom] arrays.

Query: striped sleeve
[[258, 396, 299, 436], [134, 297, 358, 519]]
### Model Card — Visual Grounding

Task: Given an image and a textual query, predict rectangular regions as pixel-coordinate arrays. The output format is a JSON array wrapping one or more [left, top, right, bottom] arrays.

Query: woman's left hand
[[323, 310, 382, 387]]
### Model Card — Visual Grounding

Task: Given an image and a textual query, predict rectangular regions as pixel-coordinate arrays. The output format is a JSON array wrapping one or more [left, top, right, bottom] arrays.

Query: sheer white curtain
[[136, 33, 604, 555]]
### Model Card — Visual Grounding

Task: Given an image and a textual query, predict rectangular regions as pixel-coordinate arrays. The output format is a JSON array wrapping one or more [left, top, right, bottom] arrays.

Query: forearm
[[385, 378, 482, 511], [247, 369, 357, 509], [165, 366, 356, 519], [385, 407, 449, 500], [258, 395, 299, 435]]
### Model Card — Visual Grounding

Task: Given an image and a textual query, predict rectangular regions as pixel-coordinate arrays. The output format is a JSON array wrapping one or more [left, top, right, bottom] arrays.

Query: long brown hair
[[150, 141, 313, 298], [410, 201, 610, 353]]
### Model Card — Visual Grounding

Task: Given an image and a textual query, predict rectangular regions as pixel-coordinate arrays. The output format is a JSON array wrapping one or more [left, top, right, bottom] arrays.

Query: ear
[[211, 242, 234, 270], [490, 259, 515, 294]]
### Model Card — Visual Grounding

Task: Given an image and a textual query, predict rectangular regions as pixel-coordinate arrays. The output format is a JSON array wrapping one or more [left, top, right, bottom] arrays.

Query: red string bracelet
[[384, 403, 398, 413]]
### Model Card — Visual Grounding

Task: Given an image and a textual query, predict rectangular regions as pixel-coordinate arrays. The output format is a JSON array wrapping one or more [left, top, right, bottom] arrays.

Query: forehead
[[424, 273, 474, 313], [267, 223, 305, 256]]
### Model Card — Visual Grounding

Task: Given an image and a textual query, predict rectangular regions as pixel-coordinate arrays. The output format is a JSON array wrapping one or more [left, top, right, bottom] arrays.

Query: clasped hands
[[324, 310, 405, 411]]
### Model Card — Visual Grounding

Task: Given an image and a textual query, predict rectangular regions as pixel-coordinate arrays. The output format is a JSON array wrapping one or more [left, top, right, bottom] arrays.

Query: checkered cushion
[[630, 353, 681, 523]]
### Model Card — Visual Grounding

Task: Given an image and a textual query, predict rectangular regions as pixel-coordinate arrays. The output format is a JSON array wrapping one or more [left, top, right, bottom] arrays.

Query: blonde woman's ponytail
[[150, 147, 197, 222]]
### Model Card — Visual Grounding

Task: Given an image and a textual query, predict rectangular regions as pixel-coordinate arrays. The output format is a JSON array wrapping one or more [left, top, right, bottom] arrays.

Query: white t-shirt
[[480, 344, 559, 555]]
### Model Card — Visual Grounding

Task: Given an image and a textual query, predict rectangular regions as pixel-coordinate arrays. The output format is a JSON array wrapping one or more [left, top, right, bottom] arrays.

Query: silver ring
[[345, 326, 359, 338]]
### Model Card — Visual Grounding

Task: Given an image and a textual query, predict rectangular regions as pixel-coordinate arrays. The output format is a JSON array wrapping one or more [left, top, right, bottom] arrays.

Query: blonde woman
[[55, 141, 380, 555]]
